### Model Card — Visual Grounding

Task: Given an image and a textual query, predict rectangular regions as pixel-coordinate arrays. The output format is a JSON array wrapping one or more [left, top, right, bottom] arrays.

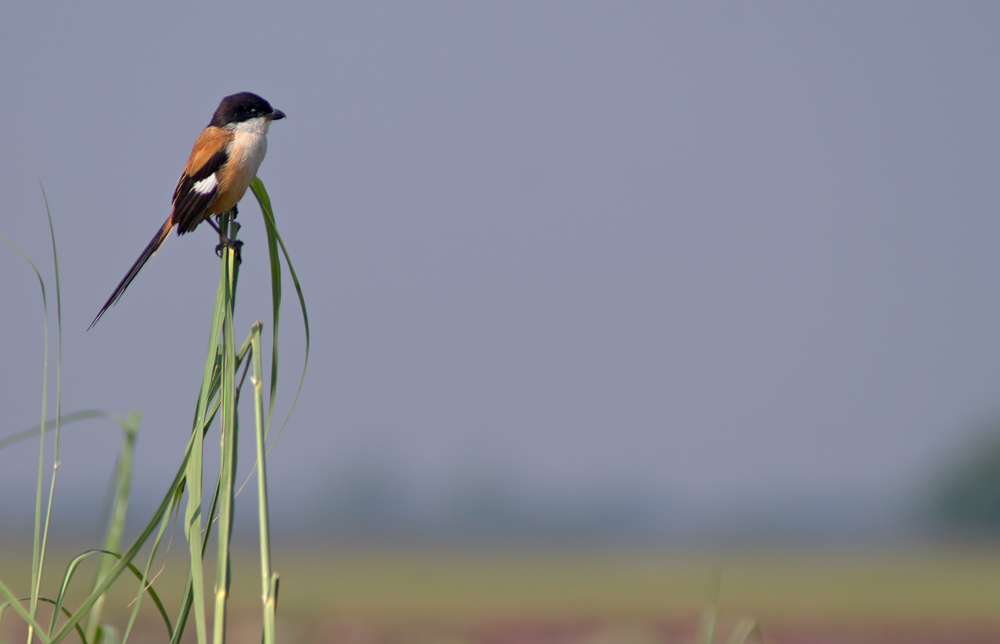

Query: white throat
[[228, 116, 272, 136]]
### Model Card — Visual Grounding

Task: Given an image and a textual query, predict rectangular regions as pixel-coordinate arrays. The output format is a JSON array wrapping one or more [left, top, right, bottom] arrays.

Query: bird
[[88, 92, 285, 329]]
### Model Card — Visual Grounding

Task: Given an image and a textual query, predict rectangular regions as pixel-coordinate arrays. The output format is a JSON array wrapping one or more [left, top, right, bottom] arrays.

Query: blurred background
[[2, 2, 1000, 642]]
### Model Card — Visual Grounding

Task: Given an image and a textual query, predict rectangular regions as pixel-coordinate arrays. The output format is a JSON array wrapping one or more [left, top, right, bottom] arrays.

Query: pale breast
[[210, 118, 271, 214]]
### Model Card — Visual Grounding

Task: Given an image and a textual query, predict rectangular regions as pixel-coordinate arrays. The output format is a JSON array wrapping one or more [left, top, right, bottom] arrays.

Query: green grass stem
[[250, 323, 277, 644]]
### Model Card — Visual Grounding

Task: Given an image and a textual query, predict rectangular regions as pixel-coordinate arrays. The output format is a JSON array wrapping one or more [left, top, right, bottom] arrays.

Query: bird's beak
[[270, 109, 286, 120]]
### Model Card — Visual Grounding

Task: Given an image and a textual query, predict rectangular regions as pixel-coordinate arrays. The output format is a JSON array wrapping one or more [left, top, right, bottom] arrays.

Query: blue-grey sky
[[2, 3, 999, 535]]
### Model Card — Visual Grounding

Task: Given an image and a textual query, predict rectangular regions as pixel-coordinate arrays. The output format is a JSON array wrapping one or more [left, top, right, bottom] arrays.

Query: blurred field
[[3, 544, 1000, 643]]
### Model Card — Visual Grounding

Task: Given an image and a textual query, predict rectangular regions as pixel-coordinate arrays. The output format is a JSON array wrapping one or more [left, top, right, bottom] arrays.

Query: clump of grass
[[0, 150, 309, 644]]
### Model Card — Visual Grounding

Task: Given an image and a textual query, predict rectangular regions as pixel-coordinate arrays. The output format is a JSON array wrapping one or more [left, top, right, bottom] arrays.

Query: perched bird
[[89, 92, 285, 329]]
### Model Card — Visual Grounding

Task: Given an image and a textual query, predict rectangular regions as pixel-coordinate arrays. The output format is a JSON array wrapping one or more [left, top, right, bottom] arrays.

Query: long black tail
[[88, 218, 175, 330]]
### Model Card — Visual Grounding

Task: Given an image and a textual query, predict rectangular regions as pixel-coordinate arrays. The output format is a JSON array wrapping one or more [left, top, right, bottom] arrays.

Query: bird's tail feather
[[88, 217, 175, 330]]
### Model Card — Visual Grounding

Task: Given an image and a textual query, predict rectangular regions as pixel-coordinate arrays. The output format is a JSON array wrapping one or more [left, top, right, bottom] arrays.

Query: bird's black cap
[[210, 92, 285, 127]]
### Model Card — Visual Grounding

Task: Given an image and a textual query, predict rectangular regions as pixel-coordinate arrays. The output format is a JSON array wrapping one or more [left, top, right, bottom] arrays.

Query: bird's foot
[[215, 237, 244, 264]]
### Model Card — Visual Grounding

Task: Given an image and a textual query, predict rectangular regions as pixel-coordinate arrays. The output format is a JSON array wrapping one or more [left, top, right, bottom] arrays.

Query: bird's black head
[[209, 92, 286, 127]]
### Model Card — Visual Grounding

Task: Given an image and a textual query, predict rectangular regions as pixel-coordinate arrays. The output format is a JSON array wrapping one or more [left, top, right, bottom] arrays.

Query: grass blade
[[250, 178, 310, 445], [212, 213, 241, 644], [85, 413, 140, 642], [0, 411, 108, 450], [250, 324, 276, 644]]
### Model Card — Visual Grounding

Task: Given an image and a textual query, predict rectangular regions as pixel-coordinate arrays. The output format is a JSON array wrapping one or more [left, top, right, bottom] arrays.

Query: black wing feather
[[173, 148, 228, 234]]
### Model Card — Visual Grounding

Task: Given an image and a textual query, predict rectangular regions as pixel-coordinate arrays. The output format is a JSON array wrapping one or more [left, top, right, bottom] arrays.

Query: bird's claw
[[215, 238, 244, 264]]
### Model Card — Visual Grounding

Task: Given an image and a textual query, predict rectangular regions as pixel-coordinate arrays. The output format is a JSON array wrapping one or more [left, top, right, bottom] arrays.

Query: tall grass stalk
[[169, 181, 309, 644], [250, 324, 277, 644], [84, 412, 141, 644], [0, 145, 63, 644]]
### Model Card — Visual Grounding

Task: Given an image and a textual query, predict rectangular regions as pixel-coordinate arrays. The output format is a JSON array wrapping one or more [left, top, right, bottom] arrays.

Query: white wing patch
[[192, 173, 218, 195]]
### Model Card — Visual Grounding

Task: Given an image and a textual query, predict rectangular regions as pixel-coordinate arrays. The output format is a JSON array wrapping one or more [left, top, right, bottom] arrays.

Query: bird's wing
[[172, 127, 233, 234]]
